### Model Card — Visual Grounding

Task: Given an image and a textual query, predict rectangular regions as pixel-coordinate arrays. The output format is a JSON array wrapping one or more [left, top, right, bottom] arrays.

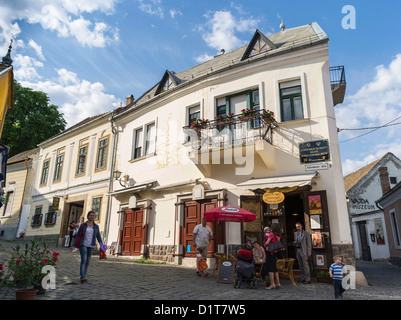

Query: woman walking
[[264, 223, 282, 290], [72, 211, 103, 283]]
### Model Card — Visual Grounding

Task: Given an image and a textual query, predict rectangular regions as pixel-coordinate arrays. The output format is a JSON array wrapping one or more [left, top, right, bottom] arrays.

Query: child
[[99, 243, 107, 259], [329, 256, 345, 298], [196, 248, 208, 277]]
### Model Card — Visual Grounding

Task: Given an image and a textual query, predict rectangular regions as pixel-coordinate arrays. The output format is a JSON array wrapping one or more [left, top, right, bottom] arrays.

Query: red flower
[[40, 261, 44, 266], [46, 250, 50, 253], [0, 264, 3, 270], [52, 252, 59, 256], [53, 257, 58, 262]]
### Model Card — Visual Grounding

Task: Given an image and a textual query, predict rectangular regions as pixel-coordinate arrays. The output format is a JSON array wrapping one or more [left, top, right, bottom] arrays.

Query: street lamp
[[113, 170, 129, 188]]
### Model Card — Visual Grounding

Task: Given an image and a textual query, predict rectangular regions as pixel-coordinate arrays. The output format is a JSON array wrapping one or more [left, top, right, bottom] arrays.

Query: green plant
[[241, 108, 257, 117], [190, 119, 209, 129], [5, 241, 59, 289], [317, 271, 330, 278]]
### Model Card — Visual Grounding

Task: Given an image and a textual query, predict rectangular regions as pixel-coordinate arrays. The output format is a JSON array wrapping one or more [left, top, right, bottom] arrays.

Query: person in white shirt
[[193, 218, 213, 262]]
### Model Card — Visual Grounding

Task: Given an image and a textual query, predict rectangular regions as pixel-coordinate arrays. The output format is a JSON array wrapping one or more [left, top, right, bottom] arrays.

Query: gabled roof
[[344, 152, 401, 192], [241, 29, 277, 61], [115, 22, 328, 118], [7, 147, 39, 164], [155, 70, 185, 96]]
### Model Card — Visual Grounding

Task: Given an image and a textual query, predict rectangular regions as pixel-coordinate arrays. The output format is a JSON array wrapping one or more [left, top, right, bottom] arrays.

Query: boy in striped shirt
[[329, 256, 345, 298]]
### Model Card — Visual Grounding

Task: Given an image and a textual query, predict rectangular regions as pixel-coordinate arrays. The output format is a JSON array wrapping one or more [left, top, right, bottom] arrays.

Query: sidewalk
[[1, 240, 400, 300]]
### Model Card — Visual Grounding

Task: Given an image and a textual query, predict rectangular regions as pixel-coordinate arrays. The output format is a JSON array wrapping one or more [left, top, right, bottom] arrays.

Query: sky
[[1, 0, 401, 176]]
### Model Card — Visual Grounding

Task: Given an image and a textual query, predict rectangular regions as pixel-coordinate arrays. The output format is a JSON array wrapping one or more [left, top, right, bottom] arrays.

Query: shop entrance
[[284, 194, 305, 267]]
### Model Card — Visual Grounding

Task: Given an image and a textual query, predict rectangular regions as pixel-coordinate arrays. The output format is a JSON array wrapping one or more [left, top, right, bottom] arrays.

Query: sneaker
[[72, 248, 78, 252]]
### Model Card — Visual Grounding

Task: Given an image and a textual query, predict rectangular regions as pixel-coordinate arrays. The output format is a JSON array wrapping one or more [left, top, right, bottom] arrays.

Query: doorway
[[122, 208, 145, 256], [357, 221, 372, 261], [180, 198, 225, 258], [284, 194, 305, 264]]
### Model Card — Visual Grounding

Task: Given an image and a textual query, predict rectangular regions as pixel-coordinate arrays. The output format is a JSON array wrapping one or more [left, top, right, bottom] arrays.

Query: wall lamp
[[113, 170, 130, 188]]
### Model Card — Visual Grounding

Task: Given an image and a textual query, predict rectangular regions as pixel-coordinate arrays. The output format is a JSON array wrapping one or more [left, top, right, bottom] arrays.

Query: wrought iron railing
[[329, 66, 346, 85], [183, 110, 278, 151]]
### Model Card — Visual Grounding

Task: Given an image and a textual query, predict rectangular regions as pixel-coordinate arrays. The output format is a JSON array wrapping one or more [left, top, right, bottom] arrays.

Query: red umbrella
[[204, 206, 256, 222]]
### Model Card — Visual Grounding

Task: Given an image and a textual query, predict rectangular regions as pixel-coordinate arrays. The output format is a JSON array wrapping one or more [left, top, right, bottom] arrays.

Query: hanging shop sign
[[52, 197, 60, 211], [299, 140, 330, 164], [263, 191, 285, 204]]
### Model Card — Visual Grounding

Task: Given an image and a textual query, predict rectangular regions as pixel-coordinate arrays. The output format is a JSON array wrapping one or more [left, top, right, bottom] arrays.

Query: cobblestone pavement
[[1, 240, 401, 301]]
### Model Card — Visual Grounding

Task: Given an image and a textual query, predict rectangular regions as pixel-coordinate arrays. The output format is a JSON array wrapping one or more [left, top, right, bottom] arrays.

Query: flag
[[0, 66, 13, 139]]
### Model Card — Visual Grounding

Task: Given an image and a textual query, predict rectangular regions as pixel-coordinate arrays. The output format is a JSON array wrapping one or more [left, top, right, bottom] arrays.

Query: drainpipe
[[103, 111, 118, 244], [15, 158, 29, 238]]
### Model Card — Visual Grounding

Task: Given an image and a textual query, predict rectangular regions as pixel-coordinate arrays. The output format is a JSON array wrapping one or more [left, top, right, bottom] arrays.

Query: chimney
[[126, 95, 134, 106], [379, 167, 391, 195]]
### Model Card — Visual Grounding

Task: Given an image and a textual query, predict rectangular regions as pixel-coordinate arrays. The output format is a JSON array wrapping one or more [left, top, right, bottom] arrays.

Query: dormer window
[[250, 38, 271, 57], [163, 77, 175, 92]]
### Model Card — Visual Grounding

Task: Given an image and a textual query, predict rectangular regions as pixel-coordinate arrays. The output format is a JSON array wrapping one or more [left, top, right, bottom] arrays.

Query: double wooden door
[[122, 208, 145, 256], [180, 198, 225, 258]]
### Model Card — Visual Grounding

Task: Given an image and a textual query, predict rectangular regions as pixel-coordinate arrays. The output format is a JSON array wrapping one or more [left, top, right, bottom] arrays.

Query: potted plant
[[190, 118, 209, 130], [215, 113, 234, 126], [239, 108, 257, 121], [5, 240, 59, 299], [262, 109, 276, 124], [34, 249, 59, 295], [317, 271, 332, 284]]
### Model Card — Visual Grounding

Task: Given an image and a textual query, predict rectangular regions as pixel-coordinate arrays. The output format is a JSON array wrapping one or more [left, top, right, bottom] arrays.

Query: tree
[[0, 80, 66, 157]]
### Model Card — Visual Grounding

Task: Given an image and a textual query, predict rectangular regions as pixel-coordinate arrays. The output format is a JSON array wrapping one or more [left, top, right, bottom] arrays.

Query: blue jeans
[[79, 246, 94, 278], [333, 279, 345, 298]]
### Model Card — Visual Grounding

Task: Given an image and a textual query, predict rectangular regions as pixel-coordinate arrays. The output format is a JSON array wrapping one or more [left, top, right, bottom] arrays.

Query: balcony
[[183, 110, 278, 176], [330, 66, 346, 106]]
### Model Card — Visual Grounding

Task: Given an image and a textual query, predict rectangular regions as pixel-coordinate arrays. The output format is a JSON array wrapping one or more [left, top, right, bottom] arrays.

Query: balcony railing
[[330, 66, 346, 106], [330, 66, 346, 85], [183, 110, 278, 151]]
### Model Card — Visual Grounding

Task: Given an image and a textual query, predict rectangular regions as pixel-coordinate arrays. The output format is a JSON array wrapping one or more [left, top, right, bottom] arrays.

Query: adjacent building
[[0, 148, 39, 240], [345, 153, 401, 261], [376, 167, 401, 267], [25, 112, 114, 247], [107, 22, 353, 270]]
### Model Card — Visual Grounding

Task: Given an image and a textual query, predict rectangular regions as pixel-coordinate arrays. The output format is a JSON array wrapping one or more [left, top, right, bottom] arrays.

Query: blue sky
[[1, 0, 401, 176]]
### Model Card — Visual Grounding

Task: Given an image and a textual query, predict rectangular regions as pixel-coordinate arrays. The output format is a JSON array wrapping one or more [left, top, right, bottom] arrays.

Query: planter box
[[317, 277, 333, 284]]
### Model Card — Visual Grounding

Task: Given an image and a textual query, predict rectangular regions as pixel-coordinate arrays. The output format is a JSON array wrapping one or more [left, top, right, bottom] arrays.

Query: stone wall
[[332, 244, 356, 267], [149, 245, 175, 263]]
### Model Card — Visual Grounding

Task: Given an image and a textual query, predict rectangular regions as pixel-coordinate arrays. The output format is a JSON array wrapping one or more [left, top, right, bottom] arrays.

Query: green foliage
[[317, 271, 331, 278], [0, 80, 66, 157]]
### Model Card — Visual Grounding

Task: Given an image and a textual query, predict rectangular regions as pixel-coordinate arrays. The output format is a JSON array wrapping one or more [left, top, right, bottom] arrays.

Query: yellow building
[[25, 112, 114, 247], [0, 148, 39, 240]]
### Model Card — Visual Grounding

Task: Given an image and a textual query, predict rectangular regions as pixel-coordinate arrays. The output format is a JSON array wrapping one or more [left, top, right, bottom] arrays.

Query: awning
[[237, 172, 319, 190], [109, 179, 157, 196]]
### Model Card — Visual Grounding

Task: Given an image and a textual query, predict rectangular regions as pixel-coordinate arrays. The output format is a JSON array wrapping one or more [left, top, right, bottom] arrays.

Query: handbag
[[268, 233, 284, 252]]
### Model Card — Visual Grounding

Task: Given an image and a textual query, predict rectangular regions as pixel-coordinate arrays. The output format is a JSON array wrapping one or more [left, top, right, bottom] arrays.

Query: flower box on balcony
[[261, 110, 276, 125]]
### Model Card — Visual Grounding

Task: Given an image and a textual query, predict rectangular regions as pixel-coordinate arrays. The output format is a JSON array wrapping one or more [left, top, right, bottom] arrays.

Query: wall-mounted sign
[[305, 163, 329, 171], [263, 192, 285, 204], [308, 195, 322, 214], [52, 197, 60, 211], [299, 140, 330, 164]]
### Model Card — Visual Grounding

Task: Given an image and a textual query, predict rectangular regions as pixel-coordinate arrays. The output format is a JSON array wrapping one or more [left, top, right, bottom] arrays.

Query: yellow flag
[[0, 66, 13, 138]]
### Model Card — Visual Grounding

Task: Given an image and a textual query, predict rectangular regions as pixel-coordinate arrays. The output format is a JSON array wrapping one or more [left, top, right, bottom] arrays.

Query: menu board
[[217, 259, 236, 284]]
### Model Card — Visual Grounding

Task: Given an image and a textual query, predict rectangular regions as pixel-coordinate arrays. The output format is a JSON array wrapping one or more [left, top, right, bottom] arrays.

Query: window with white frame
[[96, 137, 109, 170], [76, 145, 88, 175], [145, 123, 156, 155], [53, 150, 64, 182], [390, 209, 401, 248], [133, 128, 143, 159], [279, 79, 304, 122], [40, 159, 50, 186]]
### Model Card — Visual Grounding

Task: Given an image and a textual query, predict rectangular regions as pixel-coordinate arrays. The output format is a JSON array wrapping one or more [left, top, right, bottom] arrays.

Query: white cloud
[[169, 9, 183, 19], [194, 53, 213, 64], [138, 0, 164, 18], [20, 68, 119, 127], [337, 54, 401, 175], [13, 54, 44, 81], [199, 10, 259, 53], [28, 39, 45, 61], [0, 0, 119, 50]]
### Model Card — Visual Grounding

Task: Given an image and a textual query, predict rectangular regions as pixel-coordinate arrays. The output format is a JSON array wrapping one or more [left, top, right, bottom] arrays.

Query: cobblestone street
[[1, 241, 401, 301]]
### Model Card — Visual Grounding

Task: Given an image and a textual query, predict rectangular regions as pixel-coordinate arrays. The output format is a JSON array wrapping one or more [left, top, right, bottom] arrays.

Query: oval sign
[[222, 261, 232, 267], [222, 207, 240, 213], [263, 192, 285, 204]]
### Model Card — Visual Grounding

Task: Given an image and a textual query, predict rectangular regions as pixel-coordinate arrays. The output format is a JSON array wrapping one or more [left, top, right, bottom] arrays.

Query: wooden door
[[200, 198, 223, 257], [180, 199, 222, 257], [122, 209, 145, 256], [357, 221, 371, 261]]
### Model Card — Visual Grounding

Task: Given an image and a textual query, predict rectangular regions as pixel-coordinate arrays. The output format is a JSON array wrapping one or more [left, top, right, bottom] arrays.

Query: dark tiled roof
[[7, 147, 39, 164]]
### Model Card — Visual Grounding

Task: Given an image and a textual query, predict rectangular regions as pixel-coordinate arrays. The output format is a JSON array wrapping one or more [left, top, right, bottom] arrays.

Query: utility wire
[[338, 115, 401, 143]]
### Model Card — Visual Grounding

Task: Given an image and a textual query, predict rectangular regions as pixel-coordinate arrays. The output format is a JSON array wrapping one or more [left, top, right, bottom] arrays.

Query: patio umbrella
[[204, 206, 256, 223]]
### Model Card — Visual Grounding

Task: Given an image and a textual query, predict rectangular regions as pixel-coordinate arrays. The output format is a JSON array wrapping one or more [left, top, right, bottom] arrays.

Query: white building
[[106, 22, 353, 270], [345, 152, 401, 261]]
